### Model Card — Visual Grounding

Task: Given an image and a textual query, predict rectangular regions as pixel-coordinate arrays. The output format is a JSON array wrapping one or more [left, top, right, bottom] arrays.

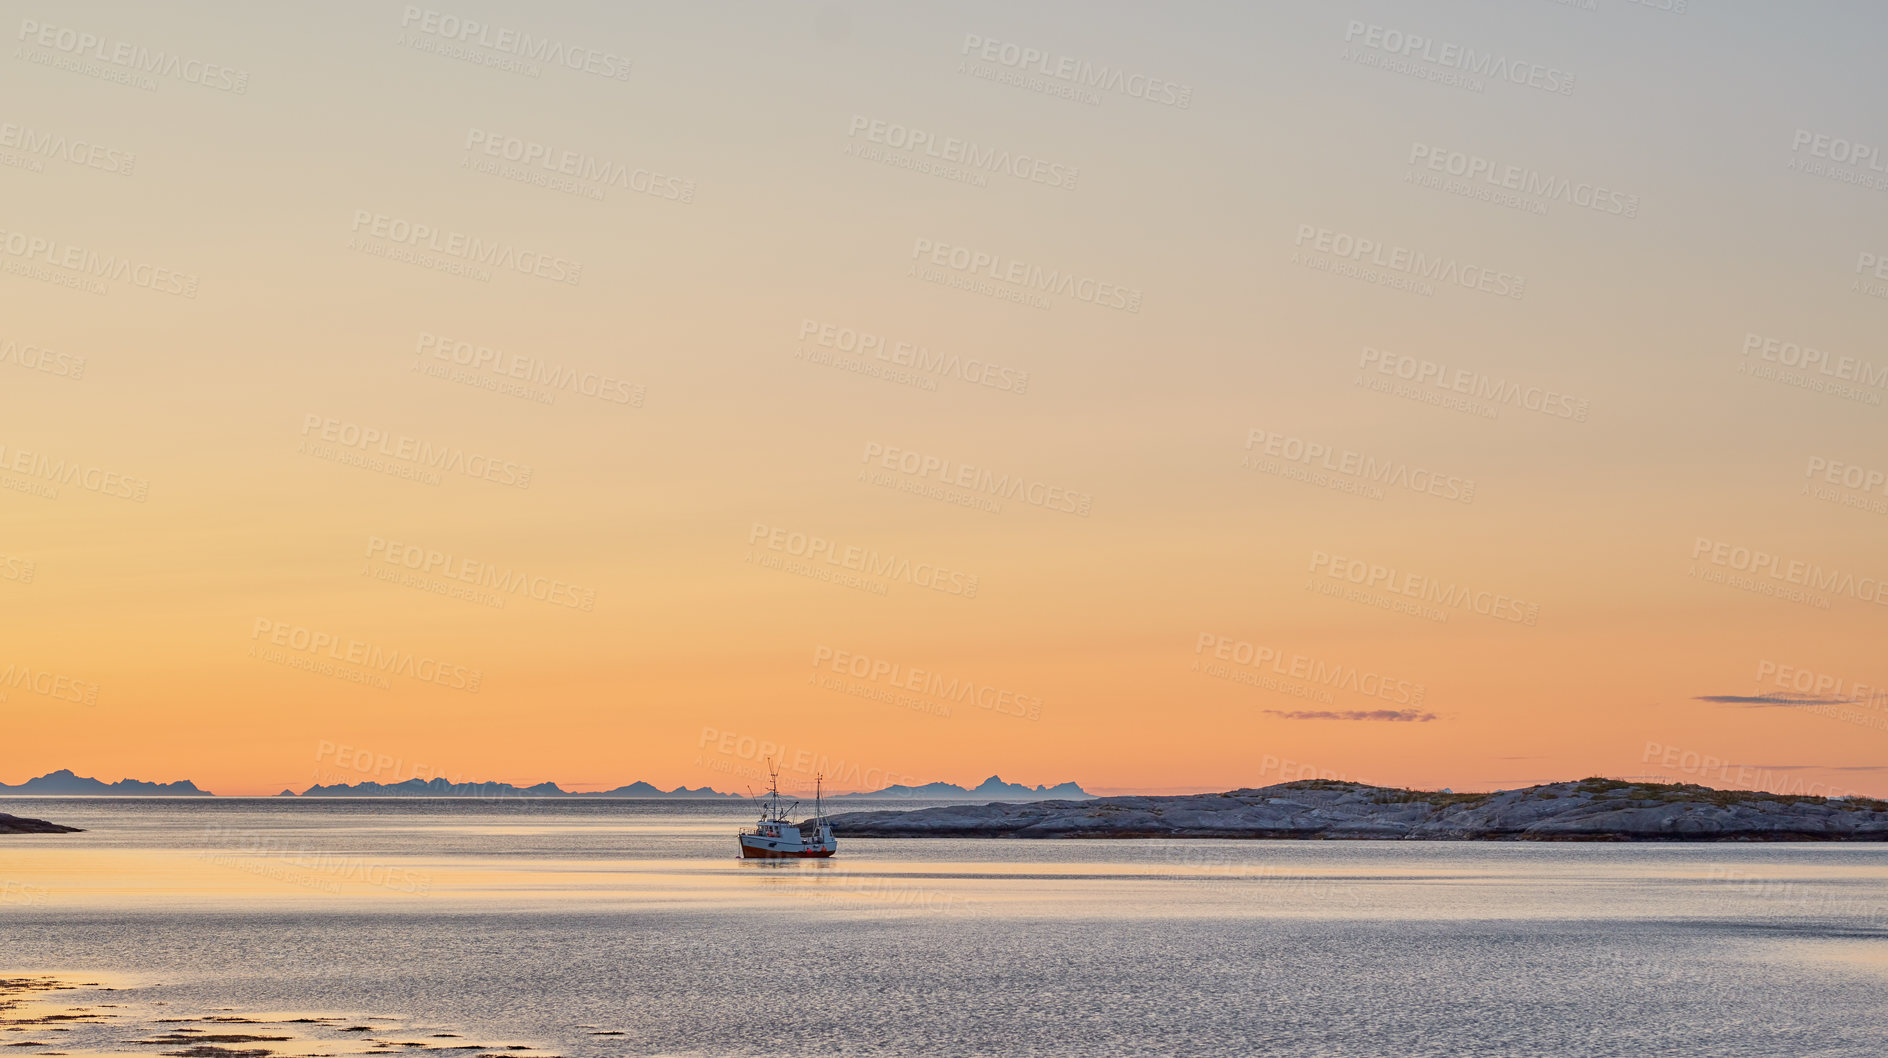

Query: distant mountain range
[[2, 768, 1090, 801], [830, 775, 1092, 800], [286, 775, 1091, 800], [283, 778, 737, 798], [0, 769, 212, 796]]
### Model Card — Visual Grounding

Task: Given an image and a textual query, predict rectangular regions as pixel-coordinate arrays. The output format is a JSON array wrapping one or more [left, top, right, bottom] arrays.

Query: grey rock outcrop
[[827, 778, 1888, 841], [0, 811, 82, 833]]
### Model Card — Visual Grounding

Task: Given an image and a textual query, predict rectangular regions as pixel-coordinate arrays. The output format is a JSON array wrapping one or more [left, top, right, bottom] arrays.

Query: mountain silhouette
[[832, 775, 1091, 800], [0, 769, 212, 796]]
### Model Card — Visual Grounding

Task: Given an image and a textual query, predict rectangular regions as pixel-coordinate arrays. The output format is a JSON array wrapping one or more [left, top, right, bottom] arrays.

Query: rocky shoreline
[[0, 812, 81, 834], [827, 778, 1888, 841]]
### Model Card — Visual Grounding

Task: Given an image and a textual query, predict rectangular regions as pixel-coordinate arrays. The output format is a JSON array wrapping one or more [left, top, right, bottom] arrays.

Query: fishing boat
[[738, 761, 836, 859]]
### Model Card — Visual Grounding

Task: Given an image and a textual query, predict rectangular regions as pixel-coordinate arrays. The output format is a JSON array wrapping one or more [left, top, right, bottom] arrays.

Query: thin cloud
[[1694, 693, 1852, 707], [1748, 763, 1888, 773], [1264, 709, 1437, 722]]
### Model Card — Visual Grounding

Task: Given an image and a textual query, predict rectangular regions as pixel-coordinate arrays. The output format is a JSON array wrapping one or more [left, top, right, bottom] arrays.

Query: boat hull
[[738, 833, 836, 858], [739, 844, 836, 858]]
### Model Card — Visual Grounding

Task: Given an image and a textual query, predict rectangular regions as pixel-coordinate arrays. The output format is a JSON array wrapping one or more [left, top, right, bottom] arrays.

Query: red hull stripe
[[740, 846, 836, 858]]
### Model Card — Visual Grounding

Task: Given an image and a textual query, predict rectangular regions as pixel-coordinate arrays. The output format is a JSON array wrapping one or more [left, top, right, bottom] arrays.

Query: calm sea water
[[3, 797, 1886, 1057]]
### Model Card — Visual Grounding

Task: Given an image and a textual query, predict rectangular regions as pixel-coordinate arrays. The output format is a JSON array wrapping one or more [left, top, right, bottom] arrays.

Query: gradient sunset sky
[[4, 0, 1886, 797]]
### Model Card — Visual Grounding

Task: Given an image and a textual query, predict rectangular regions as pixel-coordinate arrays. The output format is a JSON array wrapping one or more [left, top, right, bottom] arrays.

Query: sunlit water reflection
[[3, 798, 1885, 1056]]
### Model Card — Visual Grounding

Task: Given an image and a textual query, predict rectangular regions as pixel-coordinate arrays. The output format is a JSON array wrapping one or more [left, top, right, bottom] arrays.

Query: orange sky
[[4, 1, 1887, 798]]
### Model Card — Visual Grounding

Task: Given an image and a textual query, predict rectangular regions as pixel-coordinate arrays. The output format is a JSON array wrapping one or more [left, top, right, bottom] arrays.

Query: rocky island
[[0, 811, 82, 834], [827, 778, 1888, 841]]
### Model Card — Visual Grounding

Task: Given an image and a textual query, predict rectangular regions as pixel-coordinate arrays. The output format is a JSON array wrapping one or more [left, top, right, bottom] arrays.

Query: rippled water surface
[[3, 798, 1886, 1056]]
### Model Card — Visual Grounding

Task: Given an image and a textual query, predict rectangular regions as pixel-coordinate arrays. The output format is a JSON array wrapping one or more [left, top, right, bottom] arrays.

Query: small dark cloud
[[1748, 763, 1888, 773], [1264, 709, 1437, 722], [1694, 693, 1851, 707]]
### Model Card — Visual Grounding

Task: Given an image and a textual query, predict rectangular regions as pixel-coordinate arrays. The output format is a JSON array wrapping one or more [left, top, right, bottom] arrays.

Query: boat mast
[[766, 757, 782, 820]]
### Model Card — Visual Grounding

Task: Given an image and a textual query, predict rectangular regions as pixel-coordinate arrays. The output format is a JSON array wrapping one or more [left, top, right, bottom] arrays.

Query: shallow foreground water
[[3, 798, 1886, 1057]]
